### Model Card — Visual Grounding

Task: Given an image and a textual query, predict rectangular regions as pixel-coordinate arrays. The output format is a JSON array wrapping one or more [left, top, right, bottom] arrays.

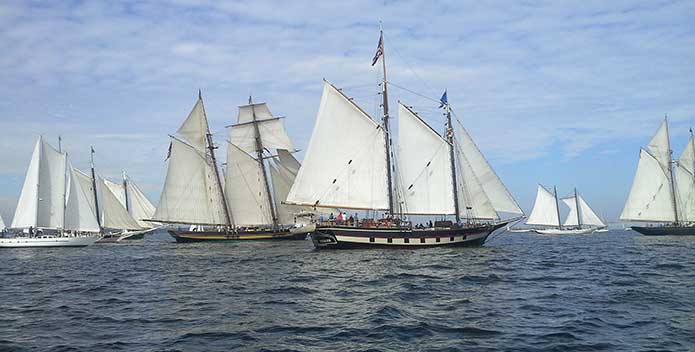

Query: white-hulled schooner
[[151, 92, 307, 242], [284, 31, 523, 249], [621, 117, 695, 235], [526, 185, 605, 235], [1, 137, 101, 248]]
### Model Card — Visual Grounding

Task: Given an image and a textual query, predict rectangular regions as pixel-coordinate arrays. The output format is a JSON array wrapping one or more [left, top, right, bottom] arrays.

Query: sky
[[1, 0, 694, 224]]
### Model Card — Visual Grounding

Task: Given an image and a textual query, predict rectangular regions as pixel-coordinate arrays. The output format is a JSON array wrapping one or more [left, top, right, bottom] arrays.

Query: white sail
[[397, 103, 455, 215], [647, 119, 671, 172], [153, 138, 228, 225], [277, 149, 301, 175], [0, 215, 5, 231], [620, 149, 676, 222], [177, 97, 209, 152], [286, 81, 390, 210], [100, 177, 141, 230], [455, 141, 498, 220], [230, 103, 294, 155], [526, 185, 560, 226], [64, 165, 100, 233], [104, 178, 127, 208], [270, 162, 303, 225], [127, 179, 157, 228], [674, 137, 695, 222], [73, 169, 97, 214], [562, 195, 605, 227], [11, 137, 67, 229], [455, 122, 523, 217], [225, 143, 272, 226]]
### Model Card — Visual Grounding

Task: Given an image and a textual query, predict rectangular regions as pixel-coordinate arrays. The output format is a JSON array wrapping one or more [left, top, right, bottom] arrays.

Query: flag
[[438, 90, 448, 108], [371, 33, 384, 66], [91, 146, 95, 154], [165, 141, 172, 160]]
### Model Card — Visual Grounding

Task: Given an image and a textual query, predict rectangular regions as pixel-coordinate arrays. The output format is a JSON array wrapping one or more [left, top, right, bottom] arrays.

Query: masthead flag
[[371, 33, 384, 66], [439, 90, 448, 108]]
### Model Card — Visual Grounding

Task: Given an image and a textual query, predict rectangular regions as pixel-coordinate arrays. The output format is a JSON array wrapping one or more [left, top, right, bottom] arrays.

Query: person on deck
[[336, 212, 344, 225]]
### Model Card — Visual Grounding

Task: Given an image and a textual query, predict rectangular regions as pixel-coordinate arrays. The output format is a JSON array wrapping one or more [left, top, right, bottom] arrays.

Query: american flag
[[371, 33, 384, 66]]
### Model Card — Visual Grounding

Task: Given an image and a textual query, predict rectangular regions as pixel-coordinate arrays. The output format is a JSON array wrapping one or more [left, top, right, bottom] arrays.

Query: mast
[[554, 186, 562, 229], [200, 90, 233, 229], [249, 96, 279, 231], [379, 28, 395, 216], [574, 188, 581, 228], [122, 171, 130, 213], [445, 103, 461, 224], [59, 136, 67, 232], [90, 146, 102, 231], [665, 115, 679, 223]]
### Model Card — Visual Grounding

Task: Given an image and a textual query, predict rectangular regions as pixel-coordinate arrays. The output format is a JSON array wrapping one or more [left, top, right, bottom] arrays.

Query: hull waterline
[[0, 235, 101, 248], [310, 222, 507, 249], [534, 228, 597, 235], [631, 225, 695, 236], [169, 229, 307, 243]]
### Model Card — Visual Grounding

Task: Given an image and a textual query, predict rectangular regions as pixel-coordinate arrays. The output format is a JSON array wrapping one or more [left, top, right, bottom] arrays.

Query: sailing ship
[[621, 117, 695, 235], [1, 137, 101, 248], [284, 31, 523, 249], [526, 185, 604, 235], [150, 91, 307, 242], [102, 172, 159, 240]]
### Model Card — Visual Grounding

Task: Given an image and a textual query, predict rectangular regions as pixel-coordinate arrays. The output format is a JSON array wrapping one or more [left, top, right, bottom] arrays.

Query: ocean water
[[0, 230, 693, 352]]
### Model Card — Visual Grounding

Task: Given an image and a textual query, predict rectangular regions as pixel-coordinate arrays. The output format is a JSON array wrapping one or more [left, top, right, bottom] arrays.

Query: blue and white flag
[[438, 90, 448, 108]]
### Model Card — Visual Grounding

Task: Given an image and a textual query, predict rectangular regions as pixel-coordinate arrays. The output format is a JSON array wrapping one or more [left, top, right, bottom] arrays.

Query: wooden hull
[[632, 225, 695, 236], [0, 235, 101, 248], [169, 229, 307, 243], [310, 222, 507, 249]]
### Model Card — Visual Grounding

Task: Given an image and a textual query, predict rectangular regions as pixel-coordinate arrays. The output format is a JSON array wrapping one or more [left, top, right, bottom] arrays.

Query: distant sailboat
[[285, 30, 523, 249], [526, 185, 604, 235], [1, 137, 101, 248], [622, 117, 695, 235], [151, 92, 307, 242], [102, 172, 159, 240]]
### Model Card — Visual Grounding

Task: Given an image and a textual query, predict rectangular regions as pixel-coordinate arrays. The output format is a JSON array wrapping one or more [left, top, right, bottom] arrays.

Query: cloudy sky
[[1, 0, 694, 224]]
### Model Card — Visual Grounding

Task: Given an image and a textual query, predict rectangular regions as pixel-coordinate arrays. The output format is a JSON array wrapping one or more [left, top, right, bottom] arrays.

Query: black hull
[[631, 225, 695, 236], [169, 229, 307, 243], [310, 222, 507, 249]]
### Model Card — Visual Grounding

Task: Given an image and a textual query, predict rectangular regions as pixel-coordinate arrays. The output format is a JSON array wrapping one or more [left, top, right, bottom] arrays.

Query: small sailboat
[[1, 137, 101, 248], [526, 185, 604, 235], [622, 117, 695, 235], [150, 92, 307, 242], [284, 30, 523, 249]]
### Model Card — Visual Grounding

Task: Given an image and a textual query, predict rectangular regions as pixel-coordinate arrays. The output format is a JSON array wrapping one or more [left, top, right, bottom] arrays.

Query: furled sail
[[397, 103, 455, 215], [526, 185, 560, 226], [286, 81, 390, 210], [230, 103, 294, 155], [455, 122, 523, 217], [127, 179, 157, 228], [620, 149, 676, 222], [64, 165, 100, 233], [562, 195, 605, 227], [225, 143, 272, 226], [12, 137, 67, 229]]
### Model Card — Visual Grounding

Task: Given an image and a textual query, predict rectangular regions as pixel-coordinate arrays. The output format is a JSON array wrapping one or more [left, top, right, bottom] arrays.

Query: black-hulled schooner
[[621, 117, 695, 235], [284, 31, 523, 249], [150, 92, 307, 242]]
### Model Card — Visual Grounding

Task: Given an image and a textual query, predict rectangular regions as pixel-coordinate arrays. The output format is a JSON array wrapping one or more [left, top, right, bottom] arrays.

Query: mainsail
[[153, 95, 229, 226], [526, 185, 560, 227], [286, 81, 390, 210], [12, 137, 67, 230], [64, 165, 100, 232], [225, 143, 273, 226]]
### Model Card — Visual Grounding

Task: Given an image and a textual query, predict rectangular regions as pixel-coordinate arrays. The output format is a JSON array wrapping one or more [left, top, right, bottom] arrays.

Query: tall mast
[[379, 28, 395, 216], [249, 96, 279, 231], [122, 171, 130, 213], [59, 136, 67, 232], [445, 103, 461, 224], [200, 90, 233, 229], [574, 188, 581, 228], [554, 186, 562, 229], [665, 115, 679, 223], [90, 146, 102, 231], [690, 128, 695, 191]]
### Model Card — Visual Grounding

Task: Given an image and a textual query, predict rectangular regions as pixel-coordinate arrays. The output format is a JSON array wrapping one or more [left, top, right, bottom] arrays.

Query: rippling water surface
[[1, 230, 694, 351]]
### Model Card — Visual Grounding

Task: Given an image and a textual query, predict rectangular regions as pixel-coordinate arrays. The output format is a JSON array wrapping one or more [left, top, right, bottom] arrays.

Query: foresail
[[127, 180, 157, 228], [455, 122, 523, 217], [526, 185, 560, 226], [620, 149, 676, 222], [397, 103, 455, 215], [64, 165, 100, 232], [12, 138, 42, 228], [455, 142, 498, 220], [286, 81, 390, 210], [153, 138, 228, 225], [225, 143, 272, 226], [577, 195, 605, 226], [562, 197, 579, 227]]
